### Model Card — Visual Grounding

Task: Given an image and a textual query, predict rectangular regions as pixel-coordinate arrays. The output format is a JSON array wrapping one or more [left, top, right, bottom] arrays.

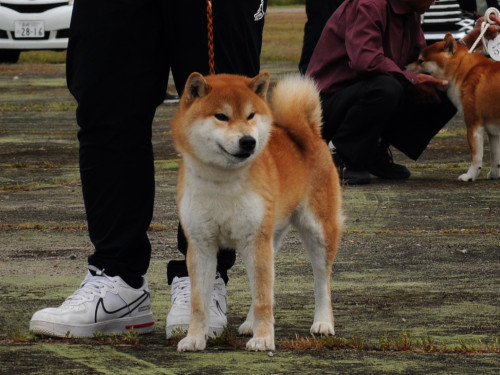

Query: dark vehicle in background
[[421, 0, 475, 44]]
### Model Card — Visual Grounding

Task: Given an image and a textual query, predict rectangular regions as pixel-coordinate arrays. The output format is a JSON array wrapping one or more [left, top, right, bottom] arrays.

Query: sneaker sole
[[30, 313, 155, 338]]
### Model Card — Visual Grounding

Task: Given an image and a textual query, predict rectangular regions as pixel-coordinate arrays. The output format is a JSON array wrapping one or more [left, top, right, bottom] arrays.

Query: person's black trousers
[[298, 0, 344, 74], [66, 0, 266, 287], [320, 75, 457, 168]]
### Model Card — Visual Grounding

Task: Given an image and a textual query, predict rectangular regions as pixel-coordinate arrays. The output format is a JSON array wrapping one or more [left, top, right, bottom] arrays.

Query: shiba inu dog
[[407, 33, 500, 181], [170, 72, 343, 351]]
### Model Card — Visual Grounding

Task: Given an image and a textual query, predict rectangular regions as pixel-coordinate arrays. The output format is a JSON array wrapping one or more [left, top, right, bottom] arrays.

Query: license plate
[[14, 21, 45, 38]]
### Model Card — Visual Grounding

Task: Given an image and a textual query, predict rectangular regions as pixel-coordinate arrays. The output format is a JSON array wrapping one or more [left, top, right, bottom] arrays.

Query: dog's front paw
[[246, 336, 275, 351], [459, 166, 481, 182], [238, 320, 254, 336], [310, 321, 335, 336], [487, 168, 500, 179], [458, 172, 476, 182], [177, 335, 207, 352]]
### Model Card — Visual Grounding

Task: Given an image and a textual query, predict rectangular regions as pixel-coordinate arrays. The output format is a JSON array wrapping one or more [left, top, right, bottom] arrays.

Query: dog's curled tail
[[271, 74, 323, 140]]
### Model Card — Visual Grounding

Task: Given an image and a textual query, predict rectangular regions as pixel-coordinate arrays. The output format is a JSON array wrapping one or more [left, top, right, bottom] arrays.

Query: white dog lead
[[468, 7, 500, 60]]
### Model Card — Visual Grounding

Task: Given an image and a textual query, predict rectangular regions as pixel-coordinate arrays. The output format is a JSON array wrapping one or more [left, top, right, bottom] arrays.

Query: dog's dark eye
[[418, 59, 424, 64], [247, 112, 255, 120], [214, 113, 229, 122]]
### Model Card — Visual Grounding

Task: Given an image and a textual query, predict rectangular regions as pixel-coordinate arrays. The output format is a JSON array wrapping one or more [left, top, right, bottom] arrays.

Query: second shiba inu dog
[[407, 33, 500, 181]]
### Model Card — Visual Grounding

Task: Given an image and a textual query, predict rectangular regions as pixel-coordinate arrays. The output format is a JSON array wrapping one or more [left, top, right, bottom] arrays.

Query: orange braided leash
[[206, 0, 215, 75]]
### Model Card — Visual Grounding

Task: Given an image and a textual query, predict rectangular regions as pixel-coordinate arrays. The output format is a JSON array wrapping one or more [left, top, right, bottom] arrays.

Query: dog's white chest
[[179, 169, 265, 249], [447, 84, 463, 115]]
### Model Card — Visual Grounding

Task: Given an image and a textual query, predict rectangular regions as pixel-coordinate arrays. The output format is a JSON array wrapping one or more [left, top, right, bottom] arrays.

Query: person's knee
[[365, 76, 403, 105]]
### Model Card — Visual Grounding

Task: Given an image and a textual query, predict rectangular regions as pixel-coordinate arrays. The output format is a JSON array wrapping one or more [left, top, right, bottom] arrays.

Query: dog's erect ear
[[184, 72, 209, 101], [443, 32, 457, 54], [249, 71, 270, 99]]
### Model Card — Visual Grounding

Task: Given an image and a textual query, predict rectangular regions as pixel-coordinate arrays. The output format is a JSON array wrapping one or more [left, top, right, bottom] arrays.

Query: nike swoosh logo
[[215, 297, 226, 315], [94, 291, 150, 322]]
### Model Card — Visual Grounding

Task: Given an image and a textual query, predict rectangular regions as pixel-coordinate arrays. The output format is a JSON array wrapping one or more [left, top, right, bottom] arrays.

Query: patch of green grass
[[18, 51, 67, 64], [379, 332, 500, 354], [154, 159, 180, 170], [435, 128, 467, 137], [7, 330, 39, 343], [0, 180, 78, 193], [4, 162, 27, 168], [410, 162, 469, 169], [15, 330, 141, 346], [281, 334, 365, 350], [0, 223, 88, 231], [92, 330, 140, 346], [11, 327, 500, 355], [0, 102, 76, 112], [281, 332, 499, 354], [261, 8, 306, 64], [0, 184, 32, 193], [1, 161, 60, 169], [0, 223, 172, 232], [164, 331, 500, 353], [342, 227, 500, 235]]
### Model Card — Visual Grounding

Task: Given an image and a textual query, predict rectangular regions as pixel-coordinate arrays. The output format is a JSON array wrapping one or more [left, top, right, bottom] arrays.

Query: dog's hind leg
[[294, 202, 341, 336], [487, 132, 500, 179], [177, 241, 218, 352], [238, 303, 255, 336], [459, 123, 484, 181]]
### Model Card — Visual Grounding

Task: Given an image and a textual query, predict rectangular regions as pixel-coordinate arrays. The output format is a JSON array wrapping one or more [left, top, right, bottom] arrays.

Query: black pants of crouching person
[[320, 75, 457, 169]]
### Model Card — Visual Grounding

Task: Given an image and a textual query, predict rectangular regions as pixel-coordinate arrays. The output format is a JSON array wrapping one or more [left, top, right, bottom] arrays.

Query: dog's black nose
[[239, 135, 256, 152]]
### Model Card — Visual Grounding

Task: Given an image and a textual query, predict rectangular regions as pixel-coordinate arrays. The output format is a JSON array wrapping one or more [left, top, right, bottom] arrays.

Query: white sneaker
[[29, 266, 155, 338], [165, 274, 227, 338]]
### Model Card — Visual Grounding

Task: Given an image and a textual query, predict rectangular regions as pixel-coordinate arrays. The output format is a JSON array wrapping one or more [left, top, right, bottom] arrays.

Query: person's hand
[[411, 74, 448, 104], [489, 14, 500, 25], [417, 73, 448, 87], [484, 14, 500, 40], [464, 13, 500, 45]]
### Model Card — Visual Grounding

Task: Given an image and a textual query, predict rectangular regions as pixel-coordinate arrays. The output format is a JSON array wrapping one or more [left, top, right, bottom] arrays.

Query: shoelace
[[171, 278, 191, 306], [171, 277, 226, 308], [63, 269, 117, 305]]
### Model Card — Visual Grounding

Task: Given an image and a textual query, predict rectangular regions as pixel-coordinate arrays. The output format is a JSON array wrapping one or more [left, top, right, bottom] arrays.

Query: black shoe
[[366, 146, 410, 179], [333, 151, 371, 185]]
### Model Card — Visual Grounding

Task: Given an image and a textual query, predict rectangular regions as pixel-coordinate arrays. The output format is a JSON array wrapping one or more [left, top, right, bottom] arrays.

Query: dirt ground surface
[[0, 59, 499, 375]]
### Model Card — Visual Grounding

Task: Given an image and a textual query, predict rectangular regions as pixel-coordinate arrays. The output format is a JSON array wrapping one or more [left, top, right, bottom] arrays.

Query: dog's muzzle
[[235, 135, 256, 159]]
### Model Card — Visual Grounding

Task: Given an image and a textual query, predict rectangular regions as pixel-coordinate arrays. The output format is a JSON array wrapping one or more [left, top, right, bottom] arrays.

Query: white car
[[0, 0, 73, 63]]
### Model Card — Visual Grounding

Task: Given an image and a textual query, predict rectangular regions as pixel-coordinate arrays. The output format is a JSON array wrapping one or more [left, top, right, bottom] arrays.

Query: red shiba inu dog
[[407, 33, 500, 181], [170, 72, 343, 351]]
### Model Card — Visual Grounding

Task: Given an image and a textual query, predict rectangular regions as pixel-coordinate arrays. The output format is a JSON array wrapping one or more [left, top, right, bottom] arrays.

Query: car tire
[[0, 50, 21, 63]]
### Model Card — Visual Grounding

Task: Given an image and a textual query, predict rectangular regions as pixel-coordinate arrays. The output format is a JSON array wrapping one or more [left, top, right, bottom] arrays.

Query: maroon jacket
[[306, 0, 426, 95]]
